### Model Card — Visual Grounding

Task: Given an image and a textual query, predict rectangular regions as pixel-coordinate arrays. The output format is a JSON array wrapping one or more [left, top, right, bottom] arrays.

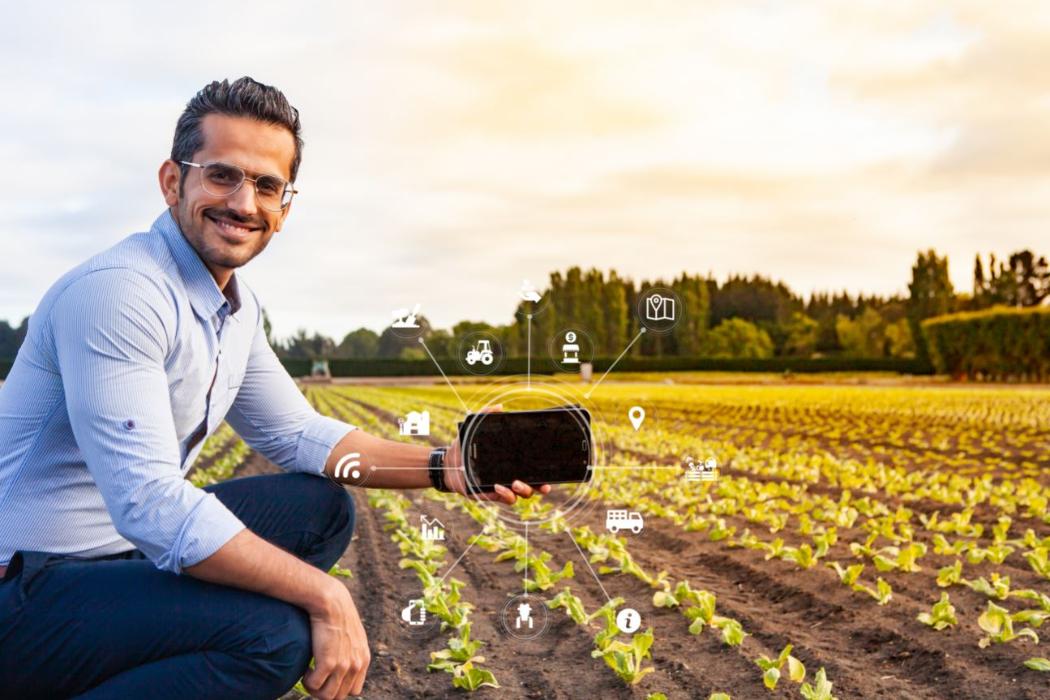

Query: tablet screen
[[460, 407, 593, 490]]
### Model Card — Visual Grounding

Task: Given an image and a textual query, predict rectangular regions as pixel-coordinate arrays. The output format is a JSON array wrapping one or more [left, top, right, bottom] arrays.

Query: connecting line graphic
[[524, 521, 529, 595], [593, 465, 682, 471], [526, 314, 532, 390], [419, 337, 469, 412], [584, 328, 646, 399], [437, 524, 486, 585], [566, 526, 614, 604]]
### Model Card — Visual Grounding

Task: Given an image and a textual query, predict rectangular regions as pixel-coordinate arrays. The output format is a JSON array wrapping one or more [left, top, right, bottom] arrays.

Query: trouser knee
[[246, 599, 313, 692]]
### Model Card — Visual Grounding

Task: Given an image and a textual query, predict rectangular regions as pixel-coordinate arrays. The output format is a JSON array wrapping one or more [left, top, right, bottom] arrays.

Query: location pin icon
[[628, 406, 645, 431]]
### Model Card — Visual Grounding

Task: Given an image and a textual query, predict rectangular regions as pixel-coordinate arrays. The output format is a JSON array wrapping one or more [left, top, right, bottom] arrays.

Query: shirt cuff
[[164, 492, 246, 574], [295, 415, 357, 476]]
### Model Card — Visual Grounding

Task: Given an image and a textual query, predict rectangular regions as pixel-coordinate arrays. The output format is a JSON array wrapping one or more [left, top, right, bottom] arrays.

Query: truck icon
[[605, 509, 644, 534]]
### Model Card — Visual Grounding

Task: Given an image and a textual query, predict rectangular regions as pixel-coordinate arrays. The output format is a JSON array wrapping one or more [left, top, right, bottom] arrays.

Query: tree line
[[272, 248, 1048, 363], [1, 248, 1045, 363]]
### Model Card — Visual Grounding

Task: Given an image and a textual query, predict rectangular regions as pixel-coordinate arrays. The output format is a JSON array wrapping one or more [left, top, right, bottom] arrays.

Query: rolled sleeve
[[166, 492, 247, 571], [52, 269, 245, 574], [296, 414, 358, 475], [226, 306, 355, 475]]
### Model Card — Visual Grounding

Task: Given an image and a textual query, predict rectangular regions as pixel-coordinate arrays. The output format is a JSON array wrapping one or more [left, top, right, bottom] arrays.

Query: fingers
[[511, 480, 534, 498], [492, 484, 516, 504], [342, 642, 371, 697]]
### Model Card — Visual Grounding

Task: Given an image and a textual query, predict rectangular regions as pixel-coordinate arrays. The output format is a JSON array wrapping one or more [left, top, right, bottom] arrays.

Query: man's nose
[[225, 180, 260, 218]]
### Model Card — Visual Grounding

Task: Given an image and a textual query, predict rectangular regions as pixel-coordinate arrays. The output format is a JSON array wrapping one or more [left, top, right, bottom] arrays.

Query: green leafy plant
[[978, 601, 1040, 648], [917, 592, 958, 630], [854, 577, 893, 605], [827, 561, 864, 587], [327, 564, 353, 578], [965, 573, 1011, 600], [547, 588, 589, 625], [799, 667, 837, 700], [936, 560, 962, 587], [754, 643, 806, 690], [1025, 547, 1050, 579], [590, 627, 656, 685], [782, 544, 818, 569]]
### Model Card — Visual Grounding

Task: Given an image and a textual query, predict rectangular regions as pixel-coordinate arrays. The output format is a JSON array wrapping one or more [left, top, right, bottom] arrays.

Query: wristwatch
[[428, 447, 451, 492]]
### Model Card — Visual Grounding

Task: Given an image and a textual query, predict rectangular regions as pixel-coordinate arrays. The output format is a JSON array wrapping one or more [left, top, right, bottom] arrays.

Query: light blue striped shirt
[[0, 210, 354, 573]]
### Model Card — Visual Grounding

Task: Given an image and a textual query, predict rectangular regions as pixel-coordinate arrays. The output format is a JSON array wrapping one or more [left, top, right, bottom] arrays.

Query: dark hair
[[171, 77, 303, 182]]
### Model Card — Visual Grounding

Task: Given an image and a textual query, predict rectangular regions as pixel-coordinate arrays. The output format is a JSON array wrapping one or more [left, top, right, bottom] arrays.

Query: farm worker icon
[[515, 602, 534, 629]]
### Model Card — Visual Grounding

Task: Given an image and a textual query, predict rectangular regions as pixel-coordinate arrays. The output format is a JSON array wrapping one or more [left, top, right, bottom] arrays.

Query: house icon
[[399, 410, 430, 437]]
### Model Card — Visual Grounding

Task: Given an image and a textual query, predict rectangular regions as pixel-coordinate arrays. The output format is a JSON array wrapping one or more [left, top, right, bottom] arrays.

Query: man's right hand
[[303, 577, 371, 698]]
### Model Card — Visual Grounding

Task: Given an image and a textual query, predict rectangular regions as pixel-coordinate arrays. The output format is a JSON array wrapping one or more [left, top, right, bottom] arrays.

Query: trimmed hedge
[[280, 355, 929, 378], [922, 305, 1050, 381]]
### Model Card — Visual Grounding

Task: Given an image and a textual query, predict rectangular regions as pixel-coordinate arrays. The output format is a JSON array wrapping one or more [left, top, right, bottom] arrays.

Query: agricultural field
[[194, 374, 1050, 699]]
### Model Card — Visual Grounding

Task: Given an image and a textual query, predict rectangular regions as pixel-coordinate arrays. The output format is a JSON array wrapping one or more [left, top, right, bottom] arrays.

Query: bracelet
[[428, 447, 451, 492]]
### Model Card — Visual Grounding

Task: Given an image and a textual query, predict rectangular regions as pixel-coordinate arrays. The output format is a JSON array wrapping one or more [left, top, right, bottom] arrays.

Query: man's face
[[160, 114, 295, 278]]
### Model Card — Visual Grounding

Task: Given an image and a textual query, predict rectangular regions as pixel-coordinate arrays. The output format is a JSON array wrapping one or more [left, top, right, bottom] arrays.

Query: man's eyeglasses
[[179, 161, 297, 212]]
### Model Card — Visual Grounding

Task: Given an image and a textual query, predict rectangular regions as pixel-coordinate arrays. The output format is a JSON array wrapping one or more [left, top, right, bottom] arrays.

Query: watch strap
[[428, 447, 451, 492]]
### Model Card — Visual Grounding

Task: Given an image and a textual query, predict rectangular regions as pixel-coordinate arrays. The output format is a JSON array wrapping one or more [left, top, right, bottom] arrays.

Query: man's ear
[[159, 160, 181, 207], [274, 200, 293, 233]]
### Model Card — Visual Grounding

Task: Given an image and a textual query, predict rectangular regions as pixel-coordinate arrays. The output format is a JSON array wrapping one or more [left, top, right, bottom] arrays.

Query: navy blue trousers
[[0, 472, 355, 699]]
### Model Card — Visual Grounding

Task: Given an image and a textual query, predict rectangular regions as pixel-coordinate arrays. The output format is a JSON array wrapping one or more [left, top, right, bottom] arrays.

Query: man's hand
[[303, 576, 371, 699], [442, 406, 553, 505]]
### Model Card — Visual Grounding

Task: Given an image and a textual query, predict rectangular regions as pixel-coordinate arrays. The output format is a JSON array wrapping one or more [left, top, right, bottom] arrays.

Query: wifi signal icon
[[335, 452, 362, 480]]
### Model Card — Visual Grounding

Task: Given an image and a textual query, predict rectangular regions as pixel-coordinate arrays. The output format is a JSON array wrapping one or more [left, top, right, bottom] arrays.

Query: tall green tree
[[671, 273, 709, 356], [336, 327, 380, 358], [974, 250, 1050, 308], [603, 271, 630, 355], [907, 249, 955, 366]]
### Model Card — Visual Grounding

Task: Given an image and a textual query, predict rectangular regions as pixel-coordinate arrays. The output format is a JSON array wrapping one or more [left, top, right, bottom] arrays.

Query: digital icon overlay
[[421, 515, 446, 541], [606, 509, 644, 534], [399, 410, 430, 437], [685, 456, 718, 482], [628, 406, 646, 431]]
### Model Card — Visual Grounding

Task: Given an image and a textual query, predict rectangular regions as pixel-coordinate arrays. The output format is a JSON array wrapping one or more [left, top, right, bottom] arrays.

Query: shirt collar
[[154, 209, 242, 320]]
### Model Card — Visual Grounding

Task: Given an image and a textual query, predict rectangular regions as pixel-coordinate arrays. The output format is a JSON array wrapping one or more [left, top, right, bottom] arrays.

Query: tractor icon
[[465, 340, 494, 366]]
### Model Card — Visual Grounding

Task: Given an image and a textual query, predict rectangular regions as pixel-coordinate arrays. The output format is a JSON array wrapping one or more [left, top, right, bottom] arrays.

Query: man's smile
[[205, 211, 263, 242]]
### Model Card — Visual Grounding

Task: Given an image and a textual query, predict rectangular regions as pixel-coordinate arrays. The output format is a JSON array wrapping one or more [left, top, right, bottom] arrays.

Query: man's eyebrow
[[206, 158, 290, 181]]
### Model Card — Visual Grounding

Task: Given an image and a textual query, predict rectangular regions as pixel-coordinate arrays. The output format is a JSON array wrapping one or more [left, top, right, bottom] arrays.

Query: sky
[[2, 1, 1049, 340]]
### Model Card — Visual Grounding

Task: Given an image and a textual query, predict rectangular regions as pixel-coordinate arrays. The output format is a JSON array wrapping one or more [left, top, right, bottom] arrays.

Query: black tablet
[[458, 405, 593, 492]]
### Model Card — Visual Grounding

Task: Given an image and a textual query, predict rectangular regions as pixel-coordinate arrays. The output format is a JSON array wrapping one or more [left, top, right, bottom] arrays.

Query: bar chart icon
[[421, 515, 446, 541]]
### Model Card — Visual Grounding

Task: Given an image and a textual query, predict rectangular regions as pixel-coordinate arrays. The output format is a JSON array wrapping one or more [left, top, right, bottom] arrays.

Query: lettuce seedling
[[917, 592, 958, 630], [799, 667, 837, 700], [754, 643, 806, 690], [590, 628, 656, 686], [978, 601, 1040, 648]]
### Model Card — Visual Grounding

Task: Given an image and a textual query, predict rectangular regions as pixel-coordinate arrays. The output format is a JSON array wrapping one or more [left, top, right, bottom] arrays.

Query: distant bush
[[922, 306, 1050, 380], [701, 318, 774, 359]]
